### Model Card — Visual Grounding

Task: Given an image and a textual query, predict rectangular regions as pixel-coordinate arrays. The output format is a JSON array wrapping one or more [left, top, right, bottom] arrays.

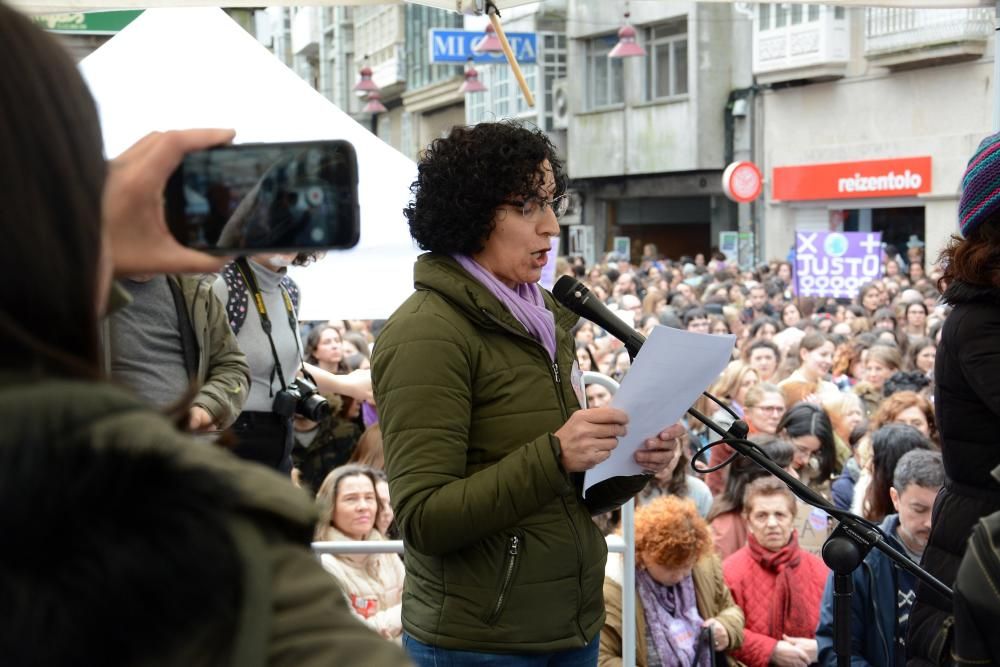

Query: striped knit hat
[[960, 132, 1000, 237]]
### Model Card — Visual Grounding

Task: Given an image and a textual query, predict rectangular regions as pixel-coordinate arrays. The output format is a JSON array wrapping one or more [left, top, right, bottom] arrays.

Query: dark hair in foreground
[[0, 436, 242, 666], [938, 224, 1000, 291], [864, 423, 932, 522], [777, 402, 837, 482], [0, 5, 107, 378], [404, 121, 566, 255]]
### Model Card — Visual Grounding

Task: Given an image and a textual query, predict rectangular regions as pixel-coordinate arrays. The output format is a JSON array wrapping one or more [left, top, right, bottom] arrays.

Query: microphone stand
[[685, 405, 952, 667]]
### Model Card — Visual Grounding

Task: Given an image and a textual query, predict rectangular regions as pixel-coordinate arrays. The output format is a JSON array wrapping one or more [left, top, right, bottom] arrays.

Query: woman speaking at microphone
[[372, 121, 683, 665]]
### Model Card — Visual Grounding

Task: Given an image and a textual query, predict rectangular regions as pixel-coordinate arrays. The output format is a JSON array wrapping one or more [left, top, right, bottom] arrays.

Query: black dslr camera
[[273, 376, 331, 422]]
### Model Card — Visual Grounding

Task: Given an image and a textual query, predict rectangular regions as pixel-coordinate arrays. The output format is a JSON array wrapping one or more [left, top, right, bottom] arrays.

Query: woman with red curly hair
[[870, 389, 938, 445], [601, 496, 745, 666]]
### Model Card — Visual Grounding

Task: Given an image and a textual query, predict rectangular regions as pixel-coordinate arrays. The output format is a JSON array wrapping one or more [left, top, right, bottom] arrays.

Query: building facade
[[564, 1, 748, 266], [753, 6, 993, 265]]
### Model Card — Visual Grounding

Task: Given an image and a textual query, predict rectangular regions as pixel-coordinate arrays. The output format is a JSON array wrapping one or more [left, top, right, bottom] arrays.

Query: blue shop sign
[[429, 29, 537, 64]]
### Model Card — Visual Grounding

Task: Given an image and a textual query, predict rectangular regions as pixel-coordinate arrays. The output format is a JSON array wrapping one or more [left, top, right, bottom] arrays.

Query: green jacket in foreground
[[0, 377, 407, 667], [372, 253, 652, 653]]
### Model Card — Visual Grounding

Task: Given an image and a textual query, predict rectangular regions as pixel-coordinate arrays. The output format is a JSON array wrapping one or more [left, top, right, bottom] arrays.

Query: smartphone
[[165, 140, 360, 254]]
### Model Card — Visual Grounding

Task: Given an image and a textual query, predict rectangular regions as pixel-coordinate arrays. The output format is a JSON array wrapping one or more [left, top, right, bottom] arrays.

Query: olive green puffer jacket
[[372, 253, 650, 653], [0, 377, 407, 667]]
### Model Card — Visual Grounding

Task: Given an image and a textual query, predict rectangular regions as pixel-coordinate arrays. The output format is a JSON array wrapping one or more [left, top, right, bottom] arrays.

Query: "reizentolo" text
[[837, 170, 923, 194]]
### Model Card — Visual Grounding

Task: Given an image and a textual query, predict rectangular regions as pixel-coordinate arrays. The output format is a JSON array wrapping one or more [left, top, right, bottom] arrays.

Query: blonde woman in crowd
[[315, 464, 405, 641], [855, 344, 903, 416], [823, 392, 865, 470], [697, 360, 759, 432], [705, 382, 785, 495]]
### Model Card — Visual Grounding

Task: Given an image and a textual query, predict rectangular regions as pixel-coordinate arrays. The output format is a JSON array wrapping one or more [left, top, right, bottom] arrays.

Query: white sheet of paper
[[583, 325, 736, 497]]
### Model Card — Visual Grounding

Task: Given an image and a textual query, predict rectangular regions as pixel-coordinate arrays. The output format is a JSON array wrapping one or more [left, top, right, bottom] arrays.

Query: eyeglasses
[[503, 193, 570, 219], [792, 442, 818, 457], [752, 405, 785, 413]]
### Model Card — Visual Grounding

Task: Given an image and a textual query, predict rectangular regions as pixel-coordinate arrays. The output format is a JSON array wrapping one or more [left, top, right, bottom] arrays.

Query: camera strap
[[235, 258, 302, 395]]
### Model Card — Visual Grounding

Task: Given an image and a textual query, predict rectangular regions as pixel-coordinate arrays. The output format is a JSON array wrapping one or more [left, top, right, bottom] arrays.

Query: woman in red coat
[[723, 477, 828, 667]]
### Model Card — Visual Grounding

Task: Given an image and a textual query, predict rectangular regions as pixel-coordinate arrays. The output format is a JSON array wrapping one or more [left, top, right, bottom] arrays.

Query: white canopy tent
[[80, 7, 423, 321]]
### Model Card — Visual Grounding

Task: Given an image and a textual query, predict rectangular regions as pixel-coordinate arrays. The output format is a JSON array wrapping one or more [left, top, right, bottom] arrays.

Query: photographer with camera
[[216, 253, 375, 472], [213, 253, 328, 471]]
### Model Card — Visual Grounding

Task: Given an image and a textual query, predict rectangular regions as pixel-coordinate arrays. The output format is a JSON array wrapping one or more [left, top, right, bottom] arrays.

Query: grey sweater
[[213, 260, 301, 413]]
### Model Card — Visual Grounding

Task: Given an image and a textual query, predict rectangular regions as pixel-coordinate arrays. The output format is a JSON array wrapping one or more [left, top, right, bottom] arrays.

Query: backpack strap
[[222, 262, 250, 335], [280, 275, 300, 315], [223, 263, 300, 335], [166, 275, 199, 380]]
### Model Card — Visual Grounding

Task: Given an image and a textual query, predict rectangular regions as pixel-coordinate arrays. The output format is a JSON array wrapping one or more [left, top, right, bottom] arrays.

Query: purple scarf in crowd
[[636, 567, 709, 667], [452, 254, 557, 362]]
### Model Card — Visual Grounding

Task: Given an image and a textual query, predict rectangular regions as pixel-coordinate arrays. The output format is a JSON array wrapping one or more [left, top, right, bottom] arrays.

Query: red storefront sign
[[772, 157, 932, 201]]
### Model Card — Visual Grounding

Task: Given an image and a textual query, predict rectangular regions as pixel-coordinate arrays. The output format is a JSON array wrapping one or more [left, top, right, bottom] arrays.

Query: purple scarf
[[453, 254, 557, 362], [636, 567, 709, 667]]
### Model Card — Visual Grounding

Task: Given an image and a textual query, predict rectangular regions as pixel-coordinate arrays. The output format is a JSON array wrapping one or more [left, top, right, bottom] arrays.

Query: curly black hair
[[404, 121, 566, 255]]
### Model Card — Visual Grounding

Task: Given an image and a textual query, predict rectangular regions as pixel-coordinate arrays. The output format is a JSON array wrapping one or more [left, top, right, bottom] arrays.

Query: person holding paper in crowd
[[372, 121, 684, 665]]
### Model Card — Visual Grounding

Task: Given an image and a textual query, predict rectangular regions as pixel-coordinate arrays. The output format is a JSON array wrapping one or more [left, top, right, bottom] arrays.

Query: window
[[401, 111, 414, 160], [464, 32, 563, 128], [541, 33, 567, 131], [790, 4, 803, 25], [586, 34, 623, 109], [834, 6, 846, 19], [404, 5, 462, 91], [645, 21, 688, 101], [776, 4, 788, 27], [807, 5, 820, 21], [759, 4, 772, 30], [377, 113, 392, 144], [464, 62, 538, 124]]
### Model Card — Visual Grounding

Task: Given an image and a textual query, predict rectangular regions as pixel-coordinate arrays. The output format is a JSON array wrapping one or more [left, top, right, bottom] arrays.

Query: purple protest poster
[[794, 231, 882, 298]]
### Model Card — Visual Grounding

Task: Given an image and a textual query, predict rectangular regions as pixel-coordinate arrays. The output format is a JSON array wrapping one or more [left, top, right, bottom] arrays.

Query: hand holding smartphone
[[165, 140, 360, 254]]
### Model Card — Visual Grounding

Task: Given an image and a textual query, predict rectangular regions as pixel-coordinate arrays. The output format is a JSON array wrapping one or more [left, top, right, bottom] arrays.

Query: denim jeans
[[402, 633, 600, 667]]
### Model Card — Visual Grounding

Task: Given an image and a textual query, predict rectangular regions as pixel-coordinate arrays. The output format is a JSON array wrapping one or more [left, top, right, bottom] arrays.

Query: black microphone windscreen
[[552, 275, 585, 306]]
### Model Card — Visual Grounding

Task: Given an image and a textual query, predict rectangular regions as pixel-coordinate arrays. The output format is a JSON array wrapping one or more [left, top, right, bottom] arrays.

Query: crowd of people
[[550, 242, 950, 666]]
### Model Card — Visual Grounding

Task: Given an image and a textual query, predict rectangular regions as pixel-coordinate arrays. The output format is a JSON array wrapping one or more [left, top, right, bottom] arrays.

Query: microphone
[[552, 276, 646, 360], [552, 275, 748, 440]]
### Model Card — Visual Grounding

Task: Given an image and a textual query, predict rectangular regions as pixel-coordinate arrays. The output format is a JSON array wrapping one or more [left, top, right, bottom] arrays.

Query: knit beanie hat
[[960, 131, 1000, 237]]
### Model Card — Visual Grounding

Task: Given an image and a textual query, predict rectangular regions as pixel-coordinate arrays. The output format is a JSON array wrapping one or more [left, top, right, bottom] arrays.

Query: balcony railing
[[865, 8, 992, 67], [753, 6, 850, 84]]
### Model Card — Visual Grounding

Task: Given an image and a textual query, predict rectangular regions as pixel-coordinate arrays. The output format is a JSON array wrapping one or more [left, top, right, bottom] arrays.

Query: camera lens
[[299, 393, 331, 422]]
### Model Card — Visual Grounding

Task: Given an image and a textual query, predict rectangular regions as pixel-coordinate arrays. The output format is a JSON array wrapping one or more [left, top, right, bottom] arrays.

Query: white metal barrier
[[311, 370, 639, 666], [582, 371, 638, 667]]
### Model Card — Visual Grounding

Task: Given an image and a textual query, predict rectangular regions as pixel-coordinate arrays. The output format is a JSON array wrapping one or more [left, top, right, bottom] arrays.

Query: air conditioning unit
[[559, 189, 582, 225], [552, 78, 570, 130]]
